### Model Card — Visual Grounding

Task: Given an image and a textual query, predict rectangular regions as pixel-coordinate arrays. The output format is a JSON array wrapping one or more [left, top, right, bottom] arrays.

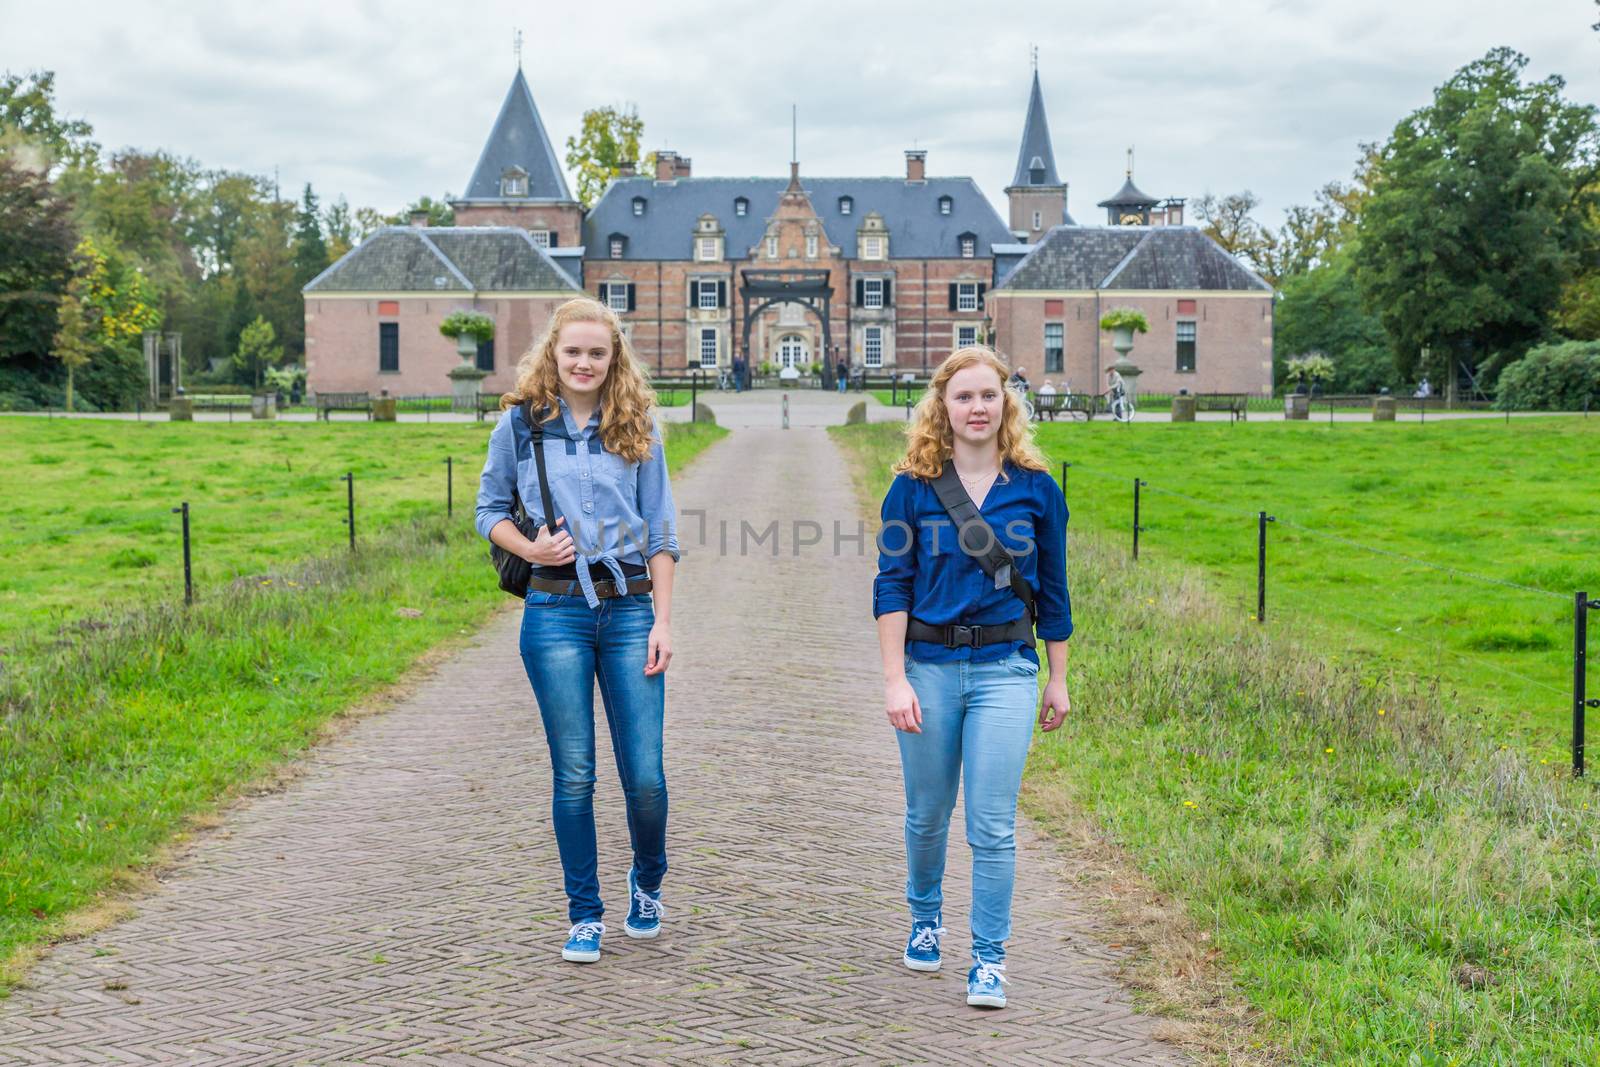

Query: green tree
[[323, 195, 355, 261], [51, 267, 96, 411], [1261, 146, 1379, 285], [294, 182, 328, 287], [236, 198, 301, 360], [0, 154, 77, 374], [1192, 190, 1275, 279], [1353, 48, 1600, 383], [1275, 245, 1394, 392], [233, 315, 282, 388], [393, 194, 454, 226], [0, 70, 96, 172], [564, 105, 644, 208]]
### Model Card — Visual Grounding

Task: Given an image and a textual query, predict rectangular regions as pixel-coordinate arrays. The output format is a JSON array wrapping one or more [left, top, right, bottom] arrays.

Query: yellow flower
[[1377, 709, 1386, 717], [1182, 800, 1197, 808], [1324, 747, 1334, 755]]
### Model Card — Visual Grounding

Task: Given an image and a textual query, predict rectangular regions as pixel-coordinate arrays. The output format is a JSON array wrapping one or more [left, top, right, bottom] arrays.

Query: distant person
[[732, 355, 746, 393], [1035, 379, 1057, 420], [1414, 377, 1432, 399], [837, 357, 849, 394]]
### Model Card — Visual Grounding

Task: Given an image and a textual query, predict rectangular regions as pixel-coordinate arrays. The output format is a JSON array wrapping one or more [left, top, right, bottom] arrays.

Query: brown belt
[[526, 575, 653, 599]]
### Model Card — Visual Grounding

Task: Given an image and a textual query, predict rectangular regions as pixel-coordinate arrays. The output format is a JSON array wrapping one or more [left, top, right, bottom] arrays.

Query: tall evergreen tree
[[294, 182, 328, 287]]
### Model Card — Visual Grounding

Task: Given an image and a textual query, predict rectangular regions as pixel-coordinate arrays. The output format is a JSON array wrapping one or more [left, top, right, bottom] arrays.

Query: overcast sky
[[4, 0, 1598, 229]]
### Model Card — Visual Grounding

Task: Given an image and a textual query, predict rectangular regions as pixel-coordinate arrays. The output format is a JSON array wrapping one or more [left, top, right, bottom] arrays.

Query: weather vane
[[1030, 44, 1038, 72], [514, 29, 523, 70]]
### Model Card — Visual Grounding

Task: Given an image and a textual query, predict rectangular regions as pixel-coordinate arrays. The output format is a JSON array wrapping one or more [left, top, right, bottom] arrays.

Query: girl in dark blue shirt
[[873, 346, 1073, 1009]]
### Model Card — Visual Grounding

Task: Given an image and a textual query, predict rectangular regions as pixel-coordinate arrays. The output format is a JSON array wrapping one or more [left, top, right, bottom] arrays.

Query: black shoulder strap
[[524, 400, 560, 534], [930, 461, 1036, 622]]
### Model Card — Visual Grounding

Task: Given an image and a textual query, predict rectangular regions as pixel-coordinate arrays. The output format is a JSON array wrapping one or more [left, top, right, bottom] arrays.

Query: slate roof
[[1097, 176, 1159, 208], [1010, 71, 1061, 188], [583, 175, 1011, 260], [455, 70, 573, 204], [303, 227, 580, 293], [999, 226, 1271, 292]]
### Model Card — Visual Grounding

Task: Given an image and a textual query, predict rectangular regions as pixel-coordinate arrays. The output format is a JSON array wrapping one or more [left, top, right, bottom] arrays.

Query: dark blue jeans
[[519, 590, 667, 922]]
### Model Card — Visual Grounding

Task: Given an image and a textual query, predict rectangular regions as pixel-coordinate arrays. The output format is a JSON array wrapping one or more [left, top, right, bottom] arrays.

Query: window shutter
[[689, 280, 700, 306], [548, 231, 558, 247], [717, 280, 727, 308], [855, 279, 864, 307], [883, 278, 892, 306], [948, 284, 957, 311], [976, 283, 987, 304], [627, 284, 637, 312], [598, 283, 609, 304]]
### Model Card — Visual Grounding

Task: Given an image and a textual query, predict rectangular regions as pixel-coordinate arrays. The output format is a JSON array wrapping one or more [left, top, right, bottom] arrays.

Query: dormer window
[[958, 232, 976, 258], [734, 197, 748, 217], [609, 233, 626, 259], [632, 197, 647, 217], [839, 196, 853, 216], [501, 166, 529, 197], [806, 232, 818, 258], [938, 195, 952, 216]]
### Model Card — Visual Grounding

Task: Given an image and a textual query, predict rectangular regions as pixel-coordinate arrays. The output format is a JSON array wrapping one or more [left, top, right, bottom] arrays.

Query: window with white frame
[[863, 236, 883, 260], [698, 237, 717, 261], [939, 196, 952, 215], [864, 326, 883, 367], [609, 237, 624, 259], [606, 284, 629, 312], [839, 196, 853, 215], [1032, 210, 1042, 229], [957, 325, 977, 348], [502, 175, 526, 196], [957, 282, 978, 312], [696, 280, 719, 310], [699, 328, 718, 367], [632, 197, 646, 216], [863, 278, 884, 309], [766, 235, 778, 258], [735, 197, 748, 216], [1044, 323, 1064, 373], [959, 235, 975, 257], [806, 233, 818, 258], [1176, 321, 1197, 372], [530, 230, 551, 248]]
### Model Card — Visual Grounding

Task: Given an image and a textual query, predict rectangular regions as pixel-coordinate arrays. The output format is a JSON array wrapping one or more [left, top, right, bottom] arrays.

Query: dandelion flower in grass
[[1325, 747, 1334, 755], [1377, 708, 1386, 717], [1183, 800, 1198, 809]]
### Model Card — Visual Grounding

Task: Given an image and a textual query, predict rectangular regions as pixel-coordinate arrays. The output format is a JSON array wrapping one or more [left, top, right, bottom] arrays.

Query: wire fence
[[1057, 458, 1598, 777]]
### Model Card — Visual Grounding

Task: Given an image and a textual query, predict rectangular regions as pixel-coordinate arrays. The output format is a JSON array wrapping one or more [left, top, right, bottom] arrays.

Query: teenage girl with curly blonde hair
[[475, 297, 679, 964], [872, 346, 1074, 1009]]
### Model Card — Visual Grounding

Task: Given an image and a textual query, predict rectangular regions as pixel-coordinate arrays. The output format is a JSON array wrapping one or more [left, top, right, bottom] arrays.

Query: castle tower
[[1004, 69, 1072, 242]]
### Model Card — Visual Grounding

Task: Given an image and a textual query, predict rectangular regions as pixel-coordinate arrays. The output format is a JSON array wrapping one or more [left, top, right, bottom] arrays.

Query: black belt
[[527, 575, 653, 598], [906, 616, 1034, 648]]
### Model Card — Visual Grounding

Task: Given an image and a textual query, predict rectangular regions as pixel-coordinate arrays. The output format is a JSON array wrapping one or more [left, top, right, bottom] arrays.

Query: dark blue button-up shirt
[[873, 463, 1072, 665]]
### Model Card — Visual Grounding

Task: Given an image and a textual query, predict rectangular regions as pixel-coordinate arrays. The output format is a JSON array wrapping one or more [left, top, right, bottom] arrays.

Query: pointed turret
[[1004, 68, 1071, 242], [451, 69, 581, 245]]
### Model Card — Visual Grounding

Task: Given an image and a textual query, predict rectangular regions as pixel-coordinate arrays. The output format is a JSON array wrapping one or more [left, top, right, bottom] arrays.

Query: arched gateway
[[739, 269, 836, 387]]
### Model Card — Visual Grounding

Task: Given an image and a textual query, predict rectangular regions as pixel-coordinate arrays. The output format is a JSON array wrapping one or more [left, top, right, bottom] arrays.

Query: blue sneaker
[[624, 869, 663, 939], [966, 958, 1008, 1008], [902, 918, 946, 972], [562, 920, 605, 963]]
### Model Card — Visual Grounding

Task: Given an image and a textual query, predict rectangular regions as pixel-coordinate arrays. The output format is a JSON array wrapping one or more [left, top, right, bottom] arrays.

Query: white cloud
[[4, 0, 1597, 227]]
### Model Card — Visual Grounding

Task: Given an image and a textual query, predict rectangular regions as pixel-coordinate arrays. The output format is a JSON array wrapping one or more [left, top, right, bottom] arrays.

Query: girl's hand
[[644, 621, 672, 676], [885, 677, 922, 734], [1038, 678, 1071, 732], [526, 516, 575, 567]]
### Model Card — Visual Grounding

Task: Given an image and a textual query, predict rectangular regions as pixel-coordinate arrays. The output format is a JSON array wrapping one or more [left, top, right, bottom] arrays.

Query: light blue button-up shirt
[[475, 397, 680, 607]]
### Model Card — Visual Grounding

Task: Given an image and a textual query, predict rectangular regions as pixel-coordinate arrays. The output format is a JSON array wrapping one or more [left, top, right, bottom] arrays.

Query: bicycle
[[1108, 382, 1136, 423]]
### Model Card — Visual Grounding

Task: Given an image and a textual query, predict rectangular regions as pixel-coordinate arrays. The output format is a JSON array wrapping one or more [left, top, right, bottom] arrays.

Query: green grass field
[[0, 415, 727, 981], [832, 420, 1600, 1064]]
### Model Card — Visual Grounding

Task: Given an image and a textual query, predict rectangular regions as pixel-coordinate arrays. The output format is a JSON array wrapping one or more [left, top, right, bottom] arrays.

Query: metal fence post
[[343, 472, 356, 551], [445, 456, 453, 517], [170, 501, 193, 605], [1132, 478, 1146, 560], [691, 370, 699, 422], [1060, 461, 1069, 491], [1257, 511, 1276, 623], [1576, 591, 1598, 778]]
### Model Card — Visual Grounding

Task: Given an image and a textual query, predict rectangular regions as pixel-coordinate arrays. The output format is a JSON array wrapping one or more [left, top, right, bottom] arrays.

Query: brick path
[[0, 422, 1189, 1066]]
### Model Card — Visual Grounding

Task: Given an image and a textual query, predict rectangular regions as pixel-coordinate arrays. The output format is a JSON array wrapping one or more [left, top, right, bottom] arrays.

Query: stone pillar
[[168, 396, 193, 422], [1373, 395, 1396, 422], [1284, 394, 1310, 420], [449, 363, 489, 414], [251, 393, 277, 420], [372, 395, 398, 421], [1171, 395, 1196, 422]]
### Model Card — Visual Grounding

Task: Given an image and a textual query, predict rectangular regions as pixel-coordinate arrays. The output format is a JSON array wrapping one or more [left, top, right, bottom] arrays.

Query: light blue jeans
[[897, 650, 1038, 964], [519, 590, 667, 923]]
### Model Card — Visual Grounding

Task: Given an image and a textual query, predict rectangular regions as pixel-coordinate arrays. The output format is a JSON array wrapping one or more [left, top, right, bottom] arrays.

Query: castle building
[[304, 64, 1274, 397]]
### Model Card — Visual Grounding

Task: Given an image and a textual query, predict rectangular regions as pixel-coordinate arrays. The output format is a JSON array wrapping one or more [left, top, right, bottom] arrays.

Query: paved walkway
[[0, 422, 1189, 1065]]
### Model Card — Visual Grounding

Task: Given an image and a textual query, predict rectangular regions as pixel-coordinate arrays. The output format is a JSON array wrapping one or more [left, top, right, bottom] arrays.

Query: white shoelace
[[632, 887, 664, 921], [973, 960, 1009, 988], [569, 920, 605, 942], [909, 925, 947, 952]]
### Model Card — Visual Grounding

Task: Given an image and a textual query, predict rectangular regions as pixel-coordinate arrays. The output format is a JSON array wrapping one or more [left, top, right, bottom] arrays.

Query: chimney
[[654, 151, 678, 182], [905, 149, 927, 183], [673, 155, 692, 178], [409, 209, 430, 228], [617, 159, 637, 178]]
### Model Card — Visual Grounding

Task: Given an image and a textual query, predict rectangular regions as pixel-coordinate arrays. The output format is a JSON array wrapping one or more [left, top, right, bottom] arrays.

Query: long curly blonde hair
[[893, 346, 1050, 480], [502, 297, 658, 463]]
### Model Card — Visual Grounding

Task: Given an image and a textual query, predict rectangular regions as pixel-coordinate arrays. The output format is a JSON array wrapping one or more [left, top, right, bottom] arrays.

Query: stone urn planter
[[1284, 393, 1310, 420], [1171, 394, 1196, 422], [1373, 395, 1396, 422], [251, 392, 277, 420]]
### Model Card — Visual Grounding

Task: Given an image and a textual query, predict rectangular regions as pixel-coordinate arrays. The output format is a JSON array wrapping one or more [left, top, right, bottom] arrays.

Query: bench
[[1193, 392, 1249, 423], [1033, 392, 1101, 421], [316, 391, 373, 420]]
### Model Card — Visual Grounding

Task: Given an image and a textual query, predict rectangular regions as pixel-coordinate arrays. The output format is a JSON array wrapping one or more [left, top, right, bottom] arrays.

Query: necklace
[[957, 464, 1000, 488]]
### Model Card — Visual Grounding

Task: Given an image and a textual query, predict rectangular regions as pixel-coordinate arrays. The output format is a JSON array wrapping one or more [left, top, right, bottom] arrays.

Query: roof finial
[[1030, 43, 1038, 72], [791, 104, 797, 165], [514, 28, 523, 70], [1126, 145, 1134, 178]]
